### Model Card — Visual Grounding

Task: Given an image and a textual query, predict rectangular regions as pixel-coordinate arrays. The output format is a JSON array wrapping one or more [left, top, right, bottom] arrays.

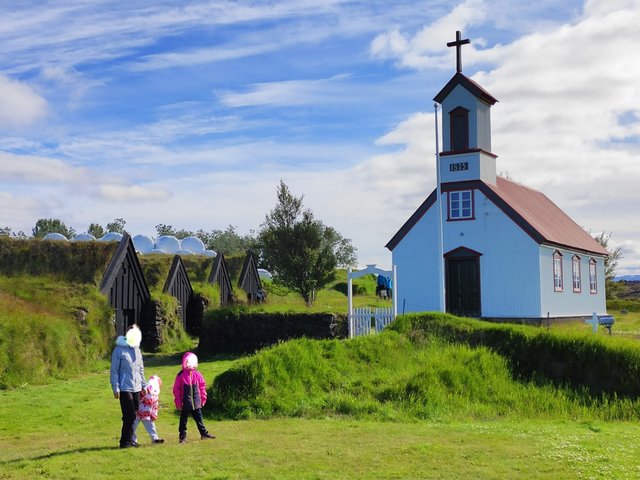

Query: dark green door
[[446, 257, 480, 317]]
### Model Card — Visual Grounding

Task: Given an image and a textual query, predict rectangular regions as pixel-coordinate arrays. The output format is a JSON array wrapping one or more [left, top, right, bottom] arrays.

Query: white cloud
[[219, 75, 352, 108], [370, 0, 487, 70], [0, 75, 47, 128], [98, 183, 172, 202], [0, 151, 86, 183]]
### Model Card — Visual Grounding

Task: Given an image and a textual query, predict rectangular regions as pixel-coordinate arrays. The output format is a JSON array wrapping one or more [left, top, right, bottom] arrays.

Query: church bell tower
[[434, 31, 498, 185]]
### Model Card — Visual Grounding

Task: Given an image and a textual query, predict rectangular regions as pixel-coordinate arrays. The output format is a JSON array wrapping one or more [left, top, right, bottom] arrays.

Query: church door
[[445, 250, 481, 317]]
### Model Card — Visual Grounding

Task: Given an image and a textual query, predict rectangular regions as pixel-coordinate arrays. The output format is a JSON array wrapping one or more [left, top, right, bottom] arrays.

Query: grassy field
[[1, 352, 640, 479], [547, 308, 640, 339], [2, 271, 640, 479]]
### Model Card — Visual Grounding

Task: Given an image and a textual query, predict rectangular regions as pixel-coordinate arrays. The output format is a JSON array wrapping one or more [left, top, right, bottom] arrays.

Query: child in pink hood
[[172, 352, 215, 443]]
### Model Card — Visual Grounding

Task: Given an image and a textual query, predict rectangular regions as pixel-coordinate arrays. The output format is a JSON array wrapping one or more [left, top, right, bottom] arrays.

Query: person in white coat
[[110, 325, 146, 448]]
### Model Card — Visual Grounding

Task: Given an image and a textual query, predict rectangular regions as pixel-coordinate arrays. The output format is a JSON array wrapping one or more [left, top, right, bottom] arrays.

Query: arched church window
[[572, 255, 581, 292], [553, 251, 563, 292], [589, 259, 598, 294], [449, 106, 469, 152]]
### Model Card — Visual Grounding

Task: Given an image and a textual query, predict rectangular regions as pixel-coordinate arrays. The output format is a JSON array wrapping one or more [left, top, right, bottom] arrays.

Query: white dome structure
[[149, 248, 168, 255], [155, 235, 181, 254], [43, 233, 68, 241], [132, 234, 154, 254], [177, 249, 194, 256], [98, 232, 123, 242], [71, 233, 96, 242], [203, 250, 217, 257], [180, 236, 206, 254], [258, 268, 273, 280]]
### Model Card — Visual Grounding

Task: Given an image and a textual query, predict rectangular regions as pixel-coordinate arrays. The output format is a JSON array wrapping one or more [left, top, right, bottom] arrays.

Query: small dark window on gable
[[450, 106, 469, 152]]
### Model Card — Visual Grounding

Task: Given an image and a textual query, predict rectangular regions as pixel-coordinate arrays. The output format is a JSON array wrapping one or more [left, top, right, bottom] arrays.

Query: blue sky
[[1, 0, 639, 275]]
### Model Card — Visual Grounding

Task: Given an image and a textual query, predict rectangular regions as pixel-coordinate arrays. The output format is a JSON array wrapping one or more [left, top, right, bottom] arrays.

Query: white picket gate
[[350, 307, 395, 337], [347, 264, 397, 338]]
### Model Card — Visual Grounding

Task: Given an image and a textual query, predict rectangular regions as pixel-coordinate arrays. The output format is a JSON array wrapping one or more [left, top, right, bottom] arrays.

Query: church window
[[572, 255, 581, 292], [589, 259, 597, 294], [449, 106, 469, 152], [448, 190, 474, 220], [553, 251, 563, 292]]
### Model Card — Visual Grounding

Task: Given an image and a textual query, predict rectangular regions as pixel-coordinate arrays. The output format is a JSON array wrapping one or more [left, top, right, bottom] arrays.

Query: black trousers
[[119, 391, 140, 447], [178, 408, 208, 438]]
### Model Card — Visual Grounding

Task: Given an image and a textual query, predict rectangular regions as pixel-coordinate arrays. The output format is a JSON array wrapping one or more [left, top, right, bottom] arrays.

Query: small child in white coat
[[132, 375, 165, 444]]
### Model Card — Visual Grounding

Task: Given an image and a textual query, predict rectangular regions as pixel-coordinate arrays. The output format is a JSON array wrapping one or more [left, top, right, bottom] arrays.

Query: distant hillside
[[615, 275, 640, 282], [616, 280, 640, 300]]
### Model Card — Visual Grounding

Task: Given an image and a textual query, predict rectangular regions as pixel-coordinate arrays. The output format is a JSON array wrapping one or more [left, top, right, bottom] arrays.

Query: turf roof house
[[210, 250, 263, 305], [163, 254, 194, 329], [99, 233, 150, 336], [238, 251, 263, 304], [208, 252, 234, 306], [386, 31, 608, 322]]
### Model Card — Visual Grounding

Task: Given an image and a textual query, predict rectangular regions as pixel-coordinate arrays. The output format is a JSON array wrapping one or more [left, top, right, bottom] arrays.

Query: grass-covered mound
[[207, 328, 637, 422], [0, 237, 118, 284], [389, 312, 640, 398], [0, 275, 114, 388]]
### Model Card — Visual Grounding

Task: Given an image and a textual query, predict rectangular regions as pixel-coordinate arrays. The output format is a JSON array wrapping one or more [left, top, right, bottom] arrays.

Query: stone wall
[[199, 310, 348, 355]]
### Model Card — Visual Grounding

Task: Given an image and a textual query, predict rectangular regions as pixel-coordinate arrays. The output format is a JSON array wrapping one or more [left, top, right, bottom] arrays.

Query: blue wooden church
[[386, 32, 609, 322]]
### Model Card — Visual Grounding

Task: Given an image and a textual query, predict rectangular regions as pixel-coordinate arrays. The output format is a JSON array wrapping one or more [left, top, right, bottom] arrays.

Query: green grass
[[0, 276, 114, 388], [209, 330, 640, 422], [1, 353, 639, 479]]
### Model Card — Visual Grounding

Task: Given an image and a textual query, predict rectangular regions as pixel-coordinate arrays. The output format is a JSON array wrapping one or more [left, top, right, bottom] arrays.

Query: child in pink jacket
[[132, 375, 165, 444], [172, 352, 215, 443]]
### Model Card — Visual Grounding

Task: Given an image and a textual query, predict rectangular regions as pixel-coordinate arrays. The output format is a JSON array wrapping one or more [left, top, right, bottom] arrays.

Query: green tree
[[197, 225, 258, 255], [155, 224, 196, 239], [0, 226, 11, 237], [106, 218, 127, 234], [593, 232, 624, 299], [87, 223, 105, 238], [155, 224, 176, 237], [32, 218, 75, 239], [258, 181, 357, 306]]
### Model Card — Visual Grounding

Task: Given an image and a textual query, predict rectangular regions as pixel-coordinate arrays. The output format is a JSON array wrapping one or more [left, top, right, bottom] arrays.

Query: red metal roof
[[484, 177, 609, 255], [386, 177, 609, 256]]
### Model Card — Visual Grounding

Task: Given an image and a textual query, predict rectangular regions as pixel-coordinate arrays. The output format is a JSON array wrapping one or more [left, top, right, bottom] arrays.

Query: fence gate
[[350, 307, 395, 337], [347, 264, 397, 338]]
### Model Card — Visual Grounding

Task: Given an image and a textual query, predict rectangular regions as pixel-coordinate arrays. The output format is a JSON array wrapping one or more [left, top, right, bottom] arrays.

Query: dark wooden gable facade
[[238, 250, 263, 304], [208, 253, 234, 306], [99, 233, 150, 336], [163, 255, 194, 328]]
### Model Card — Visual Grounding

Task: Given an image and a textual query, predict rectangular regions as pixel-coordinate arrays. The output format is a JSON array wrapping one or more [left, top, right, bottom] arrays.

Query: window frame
[[553, 250, 563, 292], [447, 189, 475, 221], [572, 255, 581, 293], [589, 258, 598, 294]]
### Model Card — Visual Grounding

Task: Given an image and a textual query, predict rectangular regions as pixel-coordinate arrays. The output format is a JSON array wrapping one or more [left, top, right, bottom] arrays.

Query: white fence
[[350, 307, 395, 337]]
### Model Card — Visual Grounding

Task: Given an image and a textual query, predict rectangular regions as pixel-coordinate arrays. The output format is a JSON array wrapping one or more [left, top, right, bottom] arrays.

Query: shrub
[[608, 298, 640, 312]]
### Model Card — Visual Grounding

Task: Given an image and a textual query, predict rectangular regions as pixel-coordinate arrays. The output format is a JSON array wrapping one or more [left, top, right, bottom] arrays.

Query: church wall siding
[[476, 101, 491, 152], [443, 190, 542, 317], [539, 247, 607, 317], [392, 205, 442, 313]]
